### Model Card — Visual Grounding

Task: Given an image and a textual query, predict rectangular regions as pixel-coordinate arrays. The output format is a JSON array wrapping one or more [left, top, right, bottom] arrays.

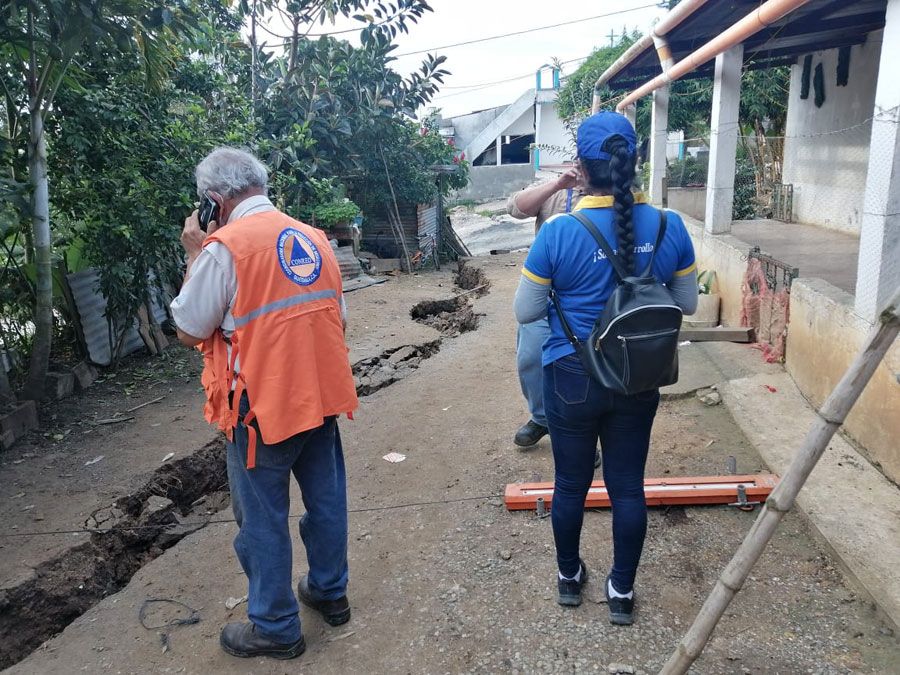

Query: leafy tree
[[557, 34, 712, 142], [0, 0, 201, 398], [50, 55, 254, 360]]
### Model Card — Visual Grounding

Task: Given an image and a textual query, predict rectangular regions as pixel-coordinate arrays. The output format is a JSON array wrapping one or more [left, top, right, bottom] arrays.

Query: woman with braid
[[513, 112, 698, 625]]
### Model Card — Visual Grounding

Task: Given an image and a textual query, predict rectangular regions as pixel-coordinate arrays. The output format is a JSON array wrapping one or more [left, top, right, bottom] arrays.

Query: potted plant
[[299, 178, 361, 233], [684, 269, 721, 328]]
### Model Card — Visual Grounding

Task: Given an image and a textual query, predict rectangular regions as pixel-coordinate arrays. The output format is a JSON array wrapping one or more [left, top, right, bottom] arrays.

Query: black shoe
[[298, 575, 351, 626], [220, 622, 306, 660], [557, 559, 588, 607], [594, 449, 601, 470], [514, 420, 548, 447], [605, 575, 634, 625]]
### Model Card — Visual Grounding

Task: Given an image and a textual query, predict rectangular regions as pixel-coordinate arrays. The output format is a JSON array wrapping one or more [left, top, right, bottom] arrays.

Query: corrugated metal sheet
[[417, 204, 438, 260], [332, 242, 364, 281], [360, 204, 419, 259], [66, 268, 145, 366]]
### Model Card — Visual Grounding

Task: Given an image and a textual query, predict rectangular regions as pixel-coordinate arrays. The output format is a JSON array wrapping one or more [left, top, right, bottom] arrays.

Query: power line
[[0, 493, 503, 539], [433, 55, 590, 100], [394, 3, 660, 58]]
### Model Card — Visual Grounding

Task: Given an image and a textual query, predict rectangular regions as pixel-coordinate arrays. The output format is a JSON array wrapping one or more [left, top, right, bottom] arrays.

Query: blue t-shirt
[[523, 196, 696, 366]]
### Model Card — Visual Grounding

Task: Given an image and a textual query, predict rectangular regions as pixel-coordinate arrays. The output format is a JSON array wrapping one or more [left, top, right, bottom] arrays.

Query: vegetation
[[557, 26, 789, 220], [0, 0, 466, 400]]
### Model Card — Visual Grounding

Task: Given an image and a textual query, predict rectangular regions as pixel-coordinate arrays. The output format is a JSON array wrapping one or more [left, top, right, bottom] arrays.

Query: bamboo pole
[[660, 286, 900, 675], [378, 144, 413, 273]]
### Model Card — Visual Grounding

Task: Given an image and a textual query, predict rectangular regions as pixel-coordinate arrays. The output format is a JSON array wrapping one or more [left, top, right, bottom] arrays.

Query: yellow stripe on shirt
[[522, 268, 551, 285], [674, 261, 697, 277], [574, 191, 648, 210]]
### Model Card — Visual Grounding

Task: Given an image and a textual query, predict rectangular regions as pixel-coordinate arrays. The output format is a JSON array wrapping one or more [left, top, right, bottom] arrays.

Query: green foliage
[[556, 33, 641, 123], [298, 178, 361, 228], [0, 0, 460, 378], [49, 53, 254, 353], [697, 270, 716, 295], [667, 154, 708, 188]]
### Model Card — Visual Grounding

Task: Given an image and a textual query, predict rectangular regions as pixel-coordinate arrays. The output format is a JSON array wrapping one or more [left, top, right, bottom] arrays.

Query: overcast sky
[[261, 0, 667, 118]]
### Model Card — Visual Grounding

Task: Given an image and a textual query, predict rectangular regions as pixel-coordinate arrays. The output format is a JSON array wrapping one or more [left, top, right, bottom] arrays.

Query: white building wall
[[537, 101, 572, 166], [782, 36, 882, 234], [504, 108, 535, 137]]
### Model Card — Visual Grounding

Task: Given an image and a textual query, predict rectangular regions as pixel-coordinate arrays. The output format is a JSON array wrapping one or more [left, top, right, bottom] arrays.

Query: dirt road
[[4, 256, 898, 674]]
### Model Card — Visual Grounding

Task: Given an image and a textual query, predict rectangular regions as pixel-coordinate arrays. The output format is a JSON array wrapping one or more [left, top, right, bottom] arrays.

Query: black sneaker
[[605, 575, 634, 625], [514, 420, 548, 447], [220, 622, 306, 660], [557, 559, 588, 607], [297, 575, 351, 626]]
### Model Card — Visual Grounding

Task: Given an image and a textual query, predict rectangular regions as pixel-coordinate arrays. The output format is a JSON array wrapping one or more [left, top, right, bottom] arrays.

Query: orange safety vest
[[198, 210, 358, 469]]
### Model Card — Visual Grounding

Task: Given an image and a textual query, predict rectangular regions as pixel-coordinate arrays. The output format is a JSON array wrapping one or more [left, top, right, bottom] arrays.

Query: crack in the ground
[[356, 262, 491, 396], [1, 261, 494, 668], [0, 439, 229, 670], [353, 340, 442, 396]]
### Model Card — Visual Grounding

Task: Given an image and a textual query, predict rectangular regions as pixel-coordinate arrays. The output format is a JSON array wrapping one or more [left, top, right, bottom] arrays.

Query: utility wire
[[0, 493, 503, 539], [394, 3, 660, 57], [432, 55, 592, 100]]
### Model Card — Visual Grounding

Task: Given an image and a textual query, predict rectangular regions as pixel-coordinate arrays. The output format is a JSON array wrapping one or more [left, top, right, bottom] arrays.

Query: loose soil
[[4, 255, 898, 674]]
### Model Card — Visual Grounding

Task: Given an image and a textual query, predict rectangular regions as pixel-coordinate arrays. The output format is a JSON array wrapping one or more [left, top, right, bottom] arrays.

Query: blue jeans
[[517, 318, 551, 427], [226, 397, 348, 643], [543, 354, 660, 592]]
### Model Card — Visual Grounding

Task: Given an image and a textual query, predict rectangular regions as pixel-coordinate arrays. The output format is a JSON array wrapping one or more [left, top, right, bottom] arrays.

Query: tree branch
[[41, 55, 73, 116]]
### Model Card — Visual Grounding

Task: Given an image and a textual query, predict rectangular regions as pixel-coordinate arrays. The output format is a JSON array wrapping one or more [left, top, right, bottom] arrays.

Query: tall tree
[[0, 0, 199, 398]]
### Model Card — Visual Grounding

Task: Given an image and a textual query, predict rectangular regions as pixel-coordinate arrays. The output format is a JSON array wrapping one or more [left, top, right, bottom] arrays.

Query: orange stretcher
[[504, 473, 779, 511]]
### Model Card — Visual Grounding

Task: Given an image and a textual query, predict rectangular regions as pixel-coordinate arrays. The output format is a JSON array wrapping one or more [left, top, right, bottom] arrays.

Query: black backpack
[[551, 209, 682, 395]]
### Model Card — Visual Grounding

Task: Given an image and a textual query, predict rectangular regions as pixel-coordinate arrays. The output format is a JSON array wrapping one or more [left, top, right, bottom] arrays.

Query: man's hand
[[181, 210, 208, 260], [554, 166, 582, 191]]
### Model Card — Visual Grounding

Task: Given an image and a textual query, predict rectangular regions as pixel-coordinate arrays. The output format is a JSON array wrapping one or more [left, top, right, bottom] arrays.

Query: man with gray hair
[[172, 147, 359, 660]]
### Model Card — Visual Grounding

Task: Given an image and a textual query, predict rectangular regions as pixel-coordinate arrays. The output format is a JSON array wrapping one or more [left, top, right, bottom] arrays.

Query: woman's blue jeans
[[543, 354, 660, 592]]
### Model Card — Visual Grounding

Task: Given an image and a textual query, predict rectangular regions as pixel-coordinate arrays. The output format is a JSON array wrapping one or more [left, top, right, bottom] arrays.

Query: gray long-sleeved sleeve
[[667, 269, 699, 315], [514, 275, 550, 324]]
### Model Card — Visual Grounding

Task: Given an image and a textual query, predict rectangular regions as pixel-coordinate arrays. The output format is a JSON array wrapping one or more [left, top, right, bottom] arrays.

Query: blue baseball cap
[[576, 111, 637, 161]]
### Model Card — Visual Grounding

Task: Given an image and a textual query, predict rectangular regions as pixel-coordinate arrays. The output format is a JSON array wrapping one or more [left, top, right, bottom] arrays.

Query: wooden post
[[379, 144, 413, 273], [660, 286, 900, 675]]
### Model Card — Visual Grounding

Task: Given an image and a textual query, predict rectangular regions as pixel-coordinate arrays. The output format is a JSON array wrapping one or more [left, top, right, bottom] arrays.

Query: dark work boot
[[557, 559, 588, 607], [220, 622, 306, 660], [514, 420, 548, 447], [605, 575, 635, 625], [298, 575, 351, 626]]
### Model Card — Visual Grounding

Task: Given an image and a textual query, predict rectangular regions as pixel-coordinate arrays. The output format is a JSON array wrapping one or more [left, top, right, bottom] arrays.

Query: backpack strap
[[641, 209, 668, 277], [550, 290, 583, 350], [569, 211, 630, 281]]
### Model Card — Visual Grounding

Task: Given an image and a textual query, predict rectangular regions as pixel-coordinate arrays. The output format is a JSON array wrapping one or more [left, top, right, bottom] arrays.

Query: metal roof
[[608, 0, 887, 90]]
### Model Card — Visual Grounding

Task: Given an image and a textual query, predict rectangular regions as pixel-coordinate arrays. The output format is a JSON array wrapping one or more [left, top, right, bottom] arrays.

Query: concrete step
[[721, 371, 900, 631]]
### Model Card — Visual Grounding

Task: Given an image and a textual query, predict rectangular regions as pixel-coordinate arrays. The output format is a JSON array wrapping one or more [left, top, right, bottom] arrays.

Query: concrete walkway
[[722, 371, 900, 630]]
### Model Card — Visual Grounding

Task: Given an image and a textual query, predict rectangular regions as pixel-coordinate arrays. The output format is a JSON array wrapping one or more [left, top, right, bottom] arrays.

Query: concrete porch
[[729, 219, 860, 295]]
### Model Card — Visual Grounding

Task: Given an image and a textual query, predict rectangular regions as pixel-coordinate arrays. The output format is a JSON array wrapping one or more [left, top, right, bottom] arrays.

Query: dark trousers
[[543, 354, 660, 592], [226, 396, 348, 642]]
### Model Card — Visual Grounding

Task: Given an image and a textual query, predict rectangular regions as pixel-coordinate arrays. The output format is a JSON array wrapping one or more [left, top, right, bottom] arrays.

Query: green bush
[[667, 155, 708, 188]]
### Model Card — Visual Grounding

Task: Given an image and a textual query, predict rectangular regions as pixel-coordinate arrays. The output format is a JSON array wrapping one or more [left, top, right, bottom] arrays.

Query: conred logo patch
[[277, 228, 322, 286]]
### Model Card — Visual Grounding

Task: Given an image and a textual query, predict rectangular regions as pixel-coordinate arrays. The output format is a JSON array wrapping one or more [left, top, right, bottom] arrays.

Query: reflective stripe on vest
[[232, 288, 337, 328]]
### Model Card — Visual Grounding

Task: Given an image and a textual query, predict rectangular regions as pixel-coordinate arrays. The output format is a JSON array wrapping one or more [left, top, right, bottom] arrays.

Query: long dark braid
[[606, 137, 636, 275]]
